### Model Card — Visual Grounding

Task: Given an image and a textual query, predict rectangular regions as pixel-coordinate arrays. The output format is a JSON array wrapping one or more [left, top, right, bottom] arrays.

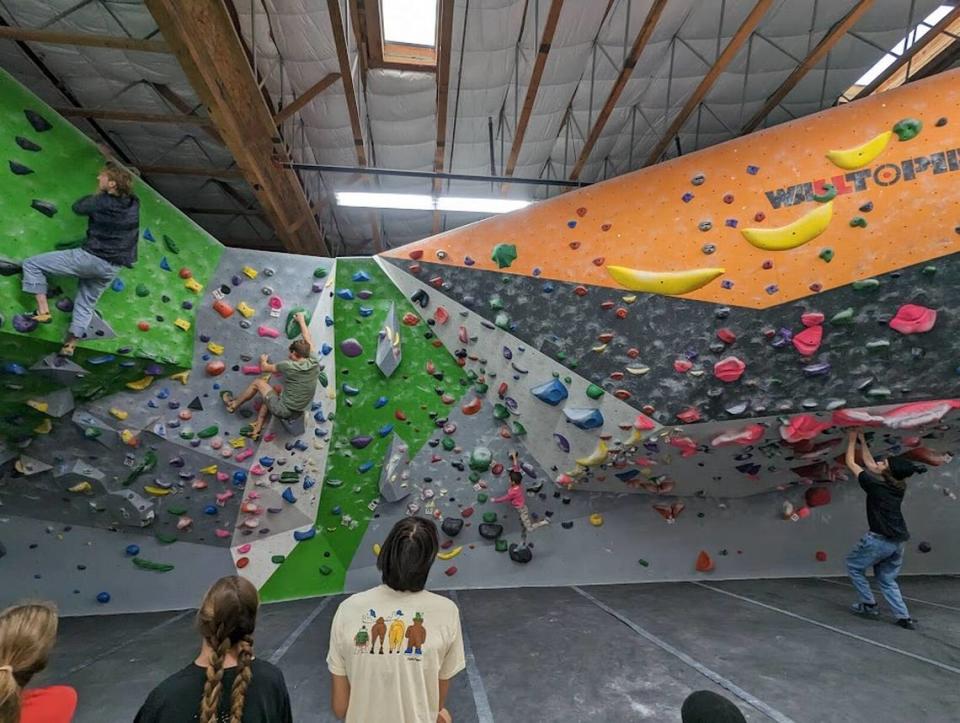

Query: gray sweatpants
[[21, 248, 119, 338]]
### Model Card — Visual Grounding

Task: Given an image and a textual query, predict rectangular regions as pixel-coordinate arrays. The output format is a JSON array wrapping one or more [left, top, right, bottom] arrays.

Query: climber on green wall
[[20, 161, 140, 357]]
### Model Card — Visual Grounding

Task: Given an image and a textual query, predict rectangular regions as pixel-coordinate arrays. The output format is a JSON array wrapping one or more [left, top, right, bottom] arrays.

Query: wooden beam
[[742, 0, 874, 133], [569, 0, 669, 180], [644, 0, 771, 166], [505, 0, 564, 177], [327, 0, 381, 250], [146, 0, 328, 255], [432, 0, 455, 234], [0, 26, 170, 53], [274, 72, 341, 125], [850, 6, 960, 99], [138, 164, 245, 180], [148, 82, 224, 145], [55, 107, 214, 125]]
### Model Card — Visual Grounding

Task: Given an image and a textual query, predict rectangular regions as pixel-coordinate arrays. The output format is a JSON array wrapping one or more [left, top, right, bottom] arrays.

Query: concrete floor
[[31, 576, 960, 722]]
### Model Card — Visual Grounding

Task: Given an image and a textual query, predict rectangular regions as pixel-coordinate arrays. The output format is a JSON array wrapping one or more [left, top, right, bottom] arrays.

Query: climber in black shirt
[[844, 430, 921, 629]]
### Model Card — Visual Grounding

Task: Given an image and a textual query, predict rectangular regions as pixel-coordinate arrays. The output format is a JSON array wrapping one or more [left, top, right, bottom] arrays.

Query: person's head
[[877, 455, 920, 491], [377, 516, 439, 592], [0, 602, 58, 723], [97, 161, 134, 196], [681, 690, 747, 723], [196, 576, 259, 723], [288, 338, 310, 360], [508, 470, 522, 486]]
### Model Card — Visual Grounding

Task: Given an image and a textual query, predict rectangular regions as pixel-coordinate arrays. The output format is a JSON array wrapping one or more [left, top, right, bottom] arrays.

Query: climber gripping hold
[[19, 159, 139, 356]]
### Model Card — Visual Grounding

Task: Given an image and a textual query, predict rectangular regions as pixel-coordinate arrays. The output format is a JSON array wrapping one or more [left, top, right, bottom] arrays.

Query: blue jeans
[[21, 248, 119, 338], [845, 531, 910, 619]]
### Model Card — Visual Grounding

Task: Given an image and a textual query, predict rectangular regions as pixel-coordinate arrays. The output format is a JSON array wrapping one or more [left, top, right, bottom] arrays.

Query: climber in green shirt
[[223, 312, 318, 439]]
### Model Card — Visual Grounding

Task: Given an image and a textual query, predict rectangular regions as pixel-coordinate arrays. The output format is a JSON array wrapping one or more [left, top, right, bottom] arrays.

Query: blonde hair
[[101, 162, 134, 196], [197, 576, 259, 723], [0, 603, 58, 723]]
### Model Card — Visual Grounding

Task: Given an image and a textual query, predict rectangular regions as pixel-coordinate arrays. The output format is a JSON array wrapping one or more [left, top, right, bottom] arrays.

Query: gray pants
[[21, 248, 119, 338]]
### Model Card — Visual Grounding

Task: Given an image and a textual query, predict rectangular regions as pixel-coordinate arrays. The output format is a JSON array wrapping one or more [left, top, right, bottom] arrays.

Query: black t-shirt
[[858, 471, 909, 542], [134, 659, 292, 723]]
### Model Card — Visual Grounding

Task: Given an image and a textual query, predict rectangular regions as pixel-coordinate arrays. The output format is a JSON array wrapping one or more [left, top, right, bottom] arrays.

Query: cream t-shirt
[[327, 585, 466, 723]]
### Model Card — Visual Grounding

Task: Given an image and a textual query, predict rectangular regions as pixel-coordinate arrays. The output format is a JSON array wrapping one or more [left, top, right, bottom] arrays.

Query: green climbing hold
[[325, 478, 343, 488], [197, 425, 219, 439], [482, 511, 498, 523], [511, 421, 527, 437], [491, 243, 518, 269], [921, 265, 937, 276], [852, 278, 879, 290], [495, 539, 508, 552], [474, 382, 489, 394], [468, 472, 480, 484], [563, 376, 572, 384], [866, 386, 892, 398], [893, 118, 922, 141], [280, 471, 300, 484], [637, 558, 649, 567], [477, 493, 489, 504], [285, 308, 311, 339], [318, 371, 328, 388], [313, 267, 328, 278], [818, 248, 834, 263], [493, 403, 509, 421], [167, 506, 187, 516], [469, 446, 492, 472], [849, 216, 867, 228], [179, 430, 195, 440], [831, 307, 854, 324], [557, 352, 567, 361], [441, 436, 456, 451], [155, 532, 178, 544], [812, 183, 837, 203], [585, 384, 605, 400], [271, 555, 286, 564], [135, 283, 150, 297], [319, 564, 333, 575], [132, 557, 175, 572], [494, 312, 510, 330], [123, 450, 157, 486], [84, 427, 101, 440], [866, 339, 890, 351], [162, 234, 179, 254], [489, 295, 504, 310]]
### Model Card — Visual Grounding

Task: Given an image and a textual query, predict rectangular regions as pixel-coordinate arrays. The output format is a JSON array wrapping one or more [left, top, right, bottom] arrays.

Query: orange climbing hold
[[461, 398, 482, 415], [695, 551, 714, 573], [402, 312, 420, 326]]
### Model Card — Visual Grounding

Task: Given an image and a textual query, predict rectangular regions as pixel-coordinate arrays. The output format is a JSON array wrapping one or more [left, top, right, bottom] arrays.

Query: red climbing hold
[[461, 506, 474, 518], [137, 321, 150, 331], [395, 410, 407, 421], [600, 301, 615, 310], [713, 356, 745, 383], [497, 382, 508, 398], [569, 241, 581, 250], [780, 414, 831, 443], [426, 360, 436, 375], [615, 308, 628, 319], [444, 566, 458, 576], [609, 371, 624, 381], [695, 551, 714, 573], [601, 223, 612, 231], [491, 462, 504, 475], [461, 397, 482, 415], [669, 436, 698, 457], [674, 359, 693, 373], [614, 390, 632, 401], [801, 312, 825, 327], [213, 299, 234, 318], [178, 267, 192, 279], [592, 257, 605, 266], [889, 304, 937, 334], [409, 249, 424, 260], [792, 325, 823, 356], [815, 551, 828, 562], [573, 286, 588, 296], [711, 423, 764, 446], [402, 312, 420, 326], [805, 487, 831, 508], [634, 414, 656, 431], [626, 348, 640, 359], [429, 276, 443, 288], [576, 207, 587, 217], [716, 328, 736, 344], [236, 557, 249, 569], [409, 264, 422, 274], [206, 360, 225, 377], [434, 307, 449, 324], [597, 332, 614, 343], [753, 211, 765, 222]]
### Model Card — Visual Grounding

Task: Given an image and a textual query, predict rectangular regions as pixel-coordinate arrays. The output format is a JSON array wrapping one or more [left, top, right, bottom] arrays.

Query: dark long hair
[[197, 576, 259, 723], [377, 517, 439, 592]]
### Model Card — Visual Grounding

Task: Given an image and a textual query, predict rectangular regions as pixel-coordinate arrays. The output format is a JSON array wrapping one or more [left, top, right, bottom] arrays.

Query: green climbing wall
[[0, 68, 222, 441], [259, 259, 471, 601]]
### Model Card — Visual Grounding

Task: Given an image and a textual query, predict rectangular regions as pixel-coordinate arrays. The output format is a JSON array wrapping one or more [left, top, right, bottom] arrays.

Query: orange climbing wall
[[383, 69, 960, 309]]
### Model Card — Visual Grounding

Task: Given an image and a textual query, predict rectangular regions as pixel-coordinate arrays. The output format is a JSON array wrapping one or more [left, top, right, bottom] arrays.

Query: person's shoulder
[[251, 658, 287, 683], [418, 589, 460, 615], [20, 686, 78, 719]]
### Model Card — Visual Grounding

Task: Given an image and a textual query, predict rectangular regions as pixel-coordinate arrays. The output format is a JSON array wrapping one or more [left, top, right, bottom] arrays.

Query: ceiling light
[[335, 191, 530, 214], [436, 197, 530, 213]]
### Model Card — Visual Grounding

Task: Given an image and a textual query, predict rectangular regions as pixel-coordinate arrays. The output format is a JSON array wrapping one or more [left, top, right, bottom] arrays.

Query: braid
[[229, 634, 255, 723], [199, 630, 230, 723]]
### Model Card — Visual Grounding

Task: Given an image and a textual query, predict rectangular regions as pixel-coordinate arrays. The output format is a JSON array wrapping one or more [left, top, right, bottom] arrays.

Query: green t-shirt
[[277, 356, 319, 412]]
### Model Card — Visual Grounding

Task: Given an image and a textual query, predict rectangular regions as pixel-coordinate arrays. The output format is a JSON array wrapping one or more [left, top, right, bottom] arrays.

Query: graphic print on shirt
[[370, 617, 387, 654], [354, 625, 370, 654], [404, 612, 427, 660], [353, 608, 422, 656], [388, 616, 406, 653]]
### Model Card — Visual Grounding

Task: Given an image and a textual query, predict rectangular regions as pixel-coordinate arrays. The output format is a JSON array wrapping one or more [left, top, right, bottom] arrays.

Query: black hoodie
[[73, 192, 140, 267]]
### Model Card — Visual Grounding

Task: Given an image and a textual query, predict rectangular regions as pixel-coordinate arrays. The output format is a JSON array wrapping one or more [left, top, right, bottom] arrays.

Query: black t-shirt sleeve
[[858, 470, 883, 494]]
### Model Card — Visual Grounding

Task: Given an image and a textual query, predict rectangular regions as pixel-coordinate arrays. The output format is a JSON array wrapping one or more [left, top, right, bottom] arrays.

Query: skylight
[[853, 4, 955, 86], [381, 0, 438, 47]]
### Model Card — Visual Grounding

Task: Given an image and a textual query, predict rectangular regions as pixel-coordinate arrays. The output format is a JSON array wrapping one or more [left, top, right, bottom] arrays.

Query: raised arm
[[845, 430, 864, 477], [857, 432, 883, 474], [72, 195, 99, 215], [259, 353, 278, 374], [295, 311, 314, 354]]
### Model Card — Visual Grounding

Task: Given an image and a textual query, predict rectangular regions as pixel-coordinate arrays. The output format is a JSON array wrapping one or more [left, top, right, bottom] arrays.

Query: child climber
[[494, 452, 550, 538], [20, 161, 139, 357]]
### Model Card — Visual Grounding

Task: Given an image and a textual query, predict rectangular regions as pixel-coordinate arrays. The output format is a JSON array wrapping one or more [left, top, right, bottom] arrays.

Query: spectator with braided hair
[[135, 576, 291, 723]]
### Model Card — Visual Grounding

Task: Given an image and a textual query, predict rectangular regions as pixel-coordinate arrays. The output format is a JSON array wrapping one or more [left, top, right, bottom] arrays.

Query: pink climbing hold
[[780, 414, 832, 443], [268, 296, 283, 310], [258, 325, 280, 338], [711, 423, 764, 447], [633, 414, 655, 431], [676, 408, 701, 424], [242, 364, 262, 375], [668, 436, 698, 458], [215, 529, 232, 539], [801, 312, 825, 327], [237, 543, 252, 554], [889, 304, 937, 334], [673, 359, 693, 373], [713, 356, 745, 383], [716, 328, 736, 344], [792, 325, 823, 356], [832, 399, 960, 430], [236, 448, 254, 462], [206, 360, 225, 376], [815, 550, 828, 562]]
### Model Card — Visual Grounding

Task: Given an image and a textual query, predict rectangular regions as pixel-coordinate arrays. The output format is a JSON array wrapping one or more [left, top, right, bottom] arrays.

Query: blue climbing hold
[[1, 362, 26, 375], [352, 270, 371, 282], [325, 315, 334, 327], [374, 396, 388, 409], [331, 505, 342, 515], [321, 342, 333, 356], [531, 379, 568, 406], [358, 306, 373, 317], [378, 423, 394, 437], [159, 256, 171, 271], [303, 476, 316, 490], [563, 407, 604, 430], [615, 469, 640, 482], [143, 228, 155, 242], [282, 487, 297, 504], [293, 526, 315, 541], [336, 289, 354, 300], [96, 592, 111, 604], [313, 409, 326, 423], [111, 278, 125, 292], [233, 470, 248, 485], [259, 456, 275, 467], [87, 354, 115, 365], [125, 544, 140, 556], [357, 461, 374, 473], [342, 383, 360, 396], [542, 282, 555, 293], [203, 505, 218, 515]]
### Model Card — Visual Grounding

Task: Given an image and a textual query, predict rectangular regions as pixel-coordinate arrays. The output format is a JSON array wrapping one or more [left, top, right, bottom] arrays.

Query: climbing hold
[[293, 527, 316, 542], [713, 357, 745, 383], [509, 544, 532, 564], [576, 440, 608, 467], [826, 131, 892, 169], [132, 557, 175, 573], [779, 414, 831, 443], [892, 118, 922, 141], [793, 325, 823, 356], [16, 136, 41, 152], [479, 523, 503, 540], [469, 447, 492, 472], [340, 338, 364, 357], [741, 202, 832, 251], [437, 546, 462, 561], [563, 408, 604, 430], [589, 513, 603, 527], [282, 487, 297, 504], [811, 183, 836, 203], [606, 265, 724, 296], [9, 160, 33, 175], [849, 216, 867, 228], [815, 551, 828, 562], [889, 304, 936, 334], [125, 544, 141, 557], [441, 517, 464, 537], [695, 551, 714, 573], [805, 487, 831, 508], [531, 379, 568, 405], [491, 243, 518, 268], [31, 199, 57, 217], [25, 109, 52, 132], [96, 592, 111, 604], [918, 541, 932, 553], [831, 307, 854, 324]]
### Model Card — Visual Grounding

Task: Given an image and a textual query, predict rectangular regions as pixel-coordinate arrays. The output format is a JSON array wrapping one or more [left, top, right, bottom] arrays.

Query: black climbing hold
[[918, 541, 932, 553], [0, 540, 5, 559], [441, 517, 463, 537], [31, 199, 57, 217], [509, 543, 532, 564], [935, 117, 947, 127], [411, 289, 429, 308], [859, 201, 873, 213], [188, 396, 204, 411], [9, 160, 33, 175], [16, 136, 41, 152], [478, 523, 503, 540], [561, 521, 573, 529], [24, 109, 52, 132]]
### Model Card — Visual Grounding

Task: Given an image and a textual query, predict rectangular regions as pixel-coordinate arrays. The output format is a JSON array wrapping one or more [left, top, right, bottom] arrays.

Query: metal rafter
[[644, 0, 772, 166], [569, 0, 669, 181], [741, 0, 875, 133]]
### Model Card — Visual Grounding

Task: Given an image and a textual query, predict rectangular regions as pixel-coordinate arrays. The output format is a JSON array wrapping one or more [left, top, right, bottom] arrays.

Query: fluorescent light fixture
[[336, 192, 433, 210], [335, 191, 531, 214], [382, 0, 438, 46], [854, 4, 954, 86]]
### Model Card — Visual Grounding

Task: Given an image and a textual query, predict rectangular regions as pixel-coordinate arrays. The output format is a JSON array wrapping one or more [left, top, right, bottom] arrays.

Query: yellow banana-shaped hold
[[68, 481, 92, 493], [437, 546, 463, 561], [741, 201, 833, 251], [825, 131, 892, 170], [576, 439, 608, 467], [126, 376, 154, 391], [144, 485, 171, 496], [606, 265, 725, 296]]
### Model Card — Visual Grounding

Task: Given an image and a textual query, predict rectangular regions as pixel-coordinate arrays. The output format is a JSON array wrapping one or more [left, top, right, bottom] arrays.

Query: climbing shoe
[[896, 618, 917, 630], [30, 311, 52, 324], [850, 602, 879, 617], [0, 258, 21, 276]]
